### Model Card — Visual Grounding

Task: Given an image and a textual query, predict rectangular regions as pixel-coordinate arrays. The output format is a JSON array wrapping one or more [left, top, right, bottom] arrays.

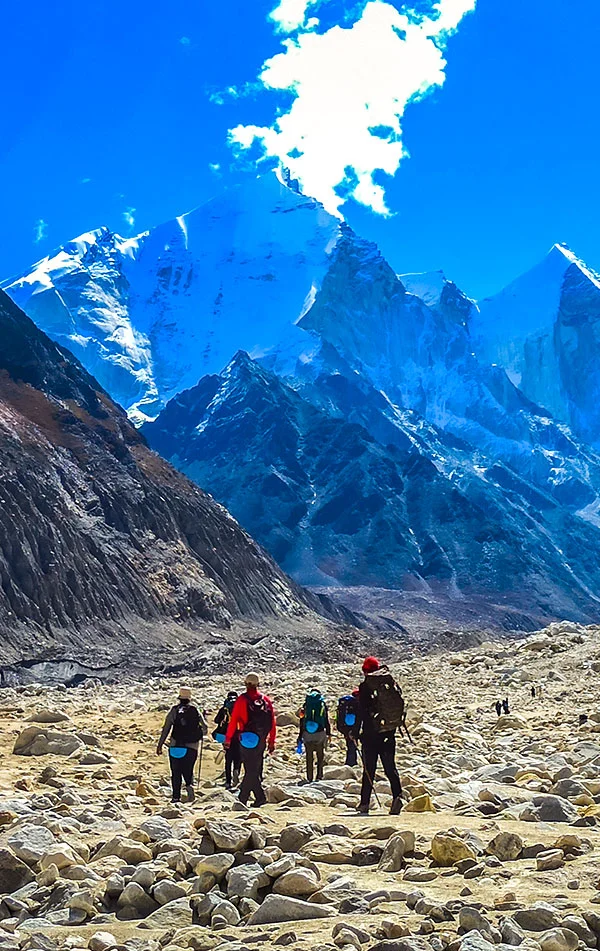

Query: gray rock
[[206, 820, 252, 852], [226, 864, 270, 899], [211, 899, 240, 926], [138, 897, 192, 929], [521, 796, 578, 824], [139, 817, 172, 842], [378, 833, 408, 873], [13, 727, 84, 757], [249, 894, 336, 925], [460, 907, 495, 938], [272, 868, 320, 897], [536, 850, 565, 871], [117, 882, 157, 919], [153, 880, 187, 905], [8, 825, 56, 864], [486, 832, 523, 862], [561, 916, 597, 947], [537, 930, 579, 951], [514, 904, 563, 932], [280, 824, 319, 853], [0, 848, 35, 894]]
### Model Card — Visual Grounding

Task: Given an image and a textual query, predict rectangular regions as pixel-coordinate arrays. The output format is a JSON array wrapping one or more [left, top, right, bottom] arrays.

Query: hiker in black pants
[[336, 690, 360, 767], [495, 700, 502, 716], [157, 686, 207, 803], [224, 672, 276, 807], [354, 656, 403, 816], [502, 697, 510, 715], [214, 691, 241, 789]]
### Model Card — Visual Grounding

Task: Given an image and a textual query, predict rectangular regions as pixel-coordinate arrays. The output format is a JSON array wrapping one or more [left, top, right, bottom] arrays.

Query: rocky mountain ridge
[[0, 289, 352, 669]]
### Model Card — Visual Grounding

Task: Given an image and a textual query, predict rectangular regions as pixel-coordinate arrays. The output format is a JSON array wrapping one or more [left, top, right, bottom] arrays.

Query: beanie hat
[[362, 656, 380, 674]]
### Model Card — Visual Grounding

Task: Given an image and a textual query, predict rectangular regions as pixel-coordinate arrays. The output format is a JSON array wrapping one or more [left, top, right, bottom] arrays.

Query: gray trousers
[[303, 731, 326, 782]]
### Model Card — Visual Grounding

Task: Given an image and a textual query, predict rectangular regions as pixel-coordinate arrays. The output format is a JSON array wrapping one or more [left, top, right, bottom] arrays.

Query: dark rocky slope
[[0, 291, 351, 669]]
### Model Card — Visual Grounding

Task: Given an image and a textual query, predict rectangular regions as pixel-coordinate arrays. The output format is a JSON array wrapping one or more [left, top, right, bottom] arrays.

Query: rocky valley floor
[[1, 620, 600, 951]]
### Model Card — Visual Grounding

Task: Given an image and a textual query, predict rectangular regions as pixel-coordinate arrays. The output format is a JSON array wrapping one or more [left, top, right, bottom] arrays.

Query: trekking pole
[[197, 737, 204, 789], [357, 745, 382, 808]]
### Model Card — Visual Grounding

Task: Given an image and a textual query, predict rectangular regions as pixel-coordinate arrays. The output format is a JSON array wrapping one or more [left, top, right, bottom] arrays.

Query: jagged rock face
[[474, 245, 600, 445], [0, 291, 326, 664], [144, 353, 600, 623]]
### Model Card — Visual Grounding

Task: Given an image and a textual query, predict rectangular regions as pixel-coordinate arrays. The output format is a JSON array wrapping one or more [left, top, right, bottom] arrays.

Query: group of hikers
[[157, 656, 408, 815]]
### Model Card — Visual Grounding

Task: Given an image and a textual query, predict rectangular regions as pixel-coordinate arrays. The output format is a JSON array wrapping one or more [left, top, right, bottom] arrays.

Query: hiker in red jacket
[[225, 672, 276, 807]]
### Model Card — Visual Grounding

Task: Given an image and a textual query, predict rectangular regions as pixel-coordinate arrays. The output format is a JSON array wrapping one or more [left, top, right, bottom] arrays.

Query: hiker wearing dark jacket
[[297, 692, 331, 783], [337, 689, 360, 767], [157, 687, 207, 804], [354, 657, 403, 816], [225, 673, 276, 807], [214, 691, 241, 789]]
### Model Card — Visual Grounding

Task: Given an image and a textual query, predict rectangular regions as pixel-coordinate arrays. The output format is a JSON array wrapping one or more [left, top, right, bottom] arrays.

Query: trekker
[[157, 687, 207, 803], [297, 689, 331, 782], [502, 697, 510, 715], [214, 691, 241, 789], [355, 656, 403, 816], [495, 700, 502, 717], [530, 686, 536, 699], [336, 689, 360, 767], [225, 673, 276, 807]]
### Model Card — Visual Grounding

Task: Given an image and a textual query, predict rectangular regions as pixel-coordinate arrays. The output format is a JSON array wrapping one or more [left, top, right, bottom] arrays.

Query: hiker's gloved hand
[[224, 741, 230, 750], [156, 745, 163, 756]]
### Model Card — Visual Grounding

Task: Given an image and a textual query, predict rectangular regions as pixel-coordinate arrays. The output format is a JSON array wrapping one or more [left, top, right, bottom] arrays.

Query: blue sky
[[1, 0, 599, 299]]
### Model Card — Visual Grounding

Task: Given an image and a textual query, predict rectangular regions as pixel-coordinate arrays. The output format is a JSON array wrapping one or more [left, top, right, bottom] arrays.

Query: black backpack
[[172, 703, 203, 745], [362, 668, 405, 733], [245, 693, 273, 739], [336, 694, 359, 733]]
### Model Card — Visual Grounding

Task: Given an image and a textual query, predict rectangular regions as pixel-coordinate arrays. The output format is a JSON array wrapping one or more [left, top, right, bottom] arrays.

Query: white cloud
[[33, 219, 47, 244], [122, 207, 136, 230], [230, 0, 476, 217], [269, 0, 319, 32]]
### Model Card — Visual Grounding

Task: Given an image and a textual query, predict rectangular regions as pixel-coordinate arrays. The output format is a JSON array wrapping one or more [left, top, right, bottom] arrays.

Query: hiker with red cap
[[355, 656, 404, 815], [224, 672, 276, 807]]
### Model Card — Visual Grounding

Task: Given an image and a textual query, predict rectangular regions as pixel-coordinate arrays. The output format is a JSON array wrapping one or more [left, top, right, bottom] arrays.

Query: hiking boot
[[254, 796, 267, 808], [357, 803, 369, 815], [186, 785, 195, 803], [171, 797, 181, 804], [389, 796, 402, 815]]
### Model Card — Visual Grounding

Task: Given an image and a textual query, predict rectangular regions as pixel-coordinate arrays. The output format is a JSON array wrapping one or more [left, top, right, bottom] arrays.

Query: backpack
[[336, 694, 359, 733], [304, 690, 326, 733], [172, 703, 203, 745], [245, 693, 273, 739], [362, 668, 405, 733]]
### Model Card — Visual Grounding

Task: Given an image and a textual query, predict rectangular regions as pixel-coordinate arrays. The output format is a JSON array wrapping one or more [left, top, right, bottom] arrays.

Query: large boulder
[[431, 832, 476, 867], [205, 820, 252, 853], [513, 904, 563, 932], [13, 727, 84, 757], [280, 824, 320, 853], [8, 825, 56, 864], [249, 894, 336, 925], [138, 898, 192, 929], [537, 930, 579, 951], [139, 817, 172, 842], [521, 796, 578, 823], [486, 832, 523, 862], [226, 864, 270, 900], [93, 836, 152, 865], [0, 848, 35, 894], [272, 868, 320, 897], [378, 832, 409, 872], [302, 835, 355, 865]]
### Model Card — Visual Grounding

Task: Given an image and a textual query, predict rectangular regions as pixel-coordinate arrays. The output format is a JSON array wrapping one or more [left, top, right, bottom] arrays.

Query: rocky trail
[[1, 620, 600, 951]]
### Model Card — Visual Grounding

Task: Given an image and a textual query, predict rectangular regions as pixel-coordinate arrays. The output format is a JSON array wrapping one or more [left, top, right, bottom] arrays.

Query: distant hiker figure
[[495, 700, 502, 717], [157, 687, 207, 803], [502, 697, 510, 715], [297, 689, 331, 782], [225, 673, 276, 807], [214, 691, 241, 789], [531, 686, 536, 699], [337, 689, 360, 767], [356, 657, 404, 816]]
